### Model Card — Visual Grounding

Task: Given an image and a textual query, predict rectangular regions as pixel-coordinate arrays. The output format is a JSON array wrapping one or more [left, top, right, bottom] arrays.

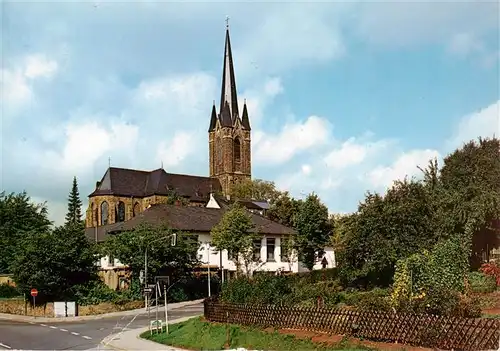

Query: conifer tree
[[65, 176, 83, 227]]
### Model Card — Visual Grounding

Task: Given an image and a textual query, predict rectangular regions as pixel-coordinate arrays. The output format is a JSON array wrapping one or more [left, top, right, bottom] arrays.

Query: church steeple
[[219, 21, 239, 121], [208, 18, 252, 196]]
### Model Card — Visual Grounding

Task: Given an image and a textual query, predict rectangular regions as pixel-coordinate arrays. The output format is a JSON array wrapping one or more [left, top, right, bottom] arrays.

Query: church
[[84, 23, 336, 289]]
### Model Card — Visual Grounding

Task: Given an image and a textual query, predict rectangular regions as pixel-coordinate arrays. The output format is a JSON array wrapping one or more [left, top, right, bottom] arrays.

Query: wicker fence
[[204, 296, 500, 351]]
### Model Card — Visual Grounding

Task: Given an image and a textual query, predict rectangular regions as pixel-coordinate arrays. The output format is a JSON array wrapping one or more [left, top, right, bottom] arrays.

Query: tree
[[337, 179, 437, 287], [65, 176, 83, 227], [102, 223, 199, 284], [280, 234, 299, 272], [11, 225, 98, 302], [229, 178, 281, 203], [267, 191, 302, 228], [211, 204, 259, 276], [0, 191, 52, 274], [294, 193, 331, 271]]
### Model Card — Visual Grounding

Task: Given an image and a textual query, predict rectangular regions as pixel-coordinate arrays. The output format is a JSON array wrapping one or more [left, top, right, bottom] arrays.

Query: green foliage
[[340, 288, 391, 312], [0, 191, 52, 274], [391, 236, 475, 317], [267, 191, 302, 228], [294, 194, 332, 271], [468, 271, 497, 293], [229, 178, 281, 204], [338, 179, 438, 288], [11, 224, 98, 302], [64, 176, 84, 227], [0, 283, 19, 298], [102, 223, 199, 283], [211, 204, 258, 276]]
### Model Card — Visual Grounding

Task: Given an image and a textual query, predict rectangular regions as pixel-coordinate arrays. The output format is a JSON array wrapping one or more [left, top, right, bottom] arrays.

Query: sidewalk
[[101, 316, 198, 350], [0, 299, 204, 323]]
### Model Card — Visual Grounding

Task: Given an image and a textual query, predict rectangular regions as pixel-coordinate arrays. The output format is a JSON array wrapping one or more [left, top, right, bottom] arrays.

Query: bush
[[0, 283, 19, 298], [341, 288, 391, 311], [469, 271, 497, 293], [409, 289, 481, 318], [480, 262, 500, 286]]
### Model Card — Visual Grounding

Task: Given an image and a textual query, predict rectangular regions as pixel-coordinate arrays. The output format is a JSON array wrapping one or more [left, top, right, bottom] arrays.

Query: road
[[0, 302, 203, 350]]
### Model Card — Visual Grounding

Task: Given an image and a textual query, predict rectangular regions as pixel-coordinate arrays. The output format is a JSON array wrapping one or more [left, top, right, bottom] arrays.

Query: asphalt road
[[0, 302, 204, 350]]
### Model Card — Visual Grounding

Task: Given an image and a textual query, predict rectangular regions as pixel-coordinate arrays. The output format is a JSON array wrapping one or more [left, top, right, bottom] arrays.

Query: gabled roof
[[212, 194, 269, 211], [89, 167, 221, 202], [84, 203, 295, 242]]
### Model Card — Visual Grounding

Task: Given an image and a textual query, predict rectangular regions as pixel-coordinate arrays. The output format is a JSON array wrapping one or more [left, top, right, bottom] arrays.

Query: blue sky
[[1, 1, 499, 225]]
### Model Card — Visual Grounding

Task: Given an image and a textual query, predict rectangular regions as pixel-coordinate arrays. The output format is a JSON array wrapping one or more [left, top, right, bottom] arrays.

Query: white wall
[[198, 233, 335, 274]]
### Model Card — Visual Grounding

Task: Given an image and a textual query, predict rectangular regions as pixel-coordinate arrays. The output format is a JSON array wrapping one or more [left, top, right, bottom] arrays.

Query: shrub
[[480, 262, 500, 286], [0, 283, 19, 298], [341, 288, 391, 311], [220, 277, 254, 304], [410, 289, 481, 318], [468, 271, 497, 293]]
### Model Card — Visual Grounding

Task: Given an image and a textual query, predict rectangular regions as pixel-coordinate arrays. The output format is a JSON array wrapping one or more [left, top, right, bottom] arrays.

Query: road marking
[[0, 342, 12, 349], [40, 324, 47, 327], [82, 336, 92, 340], [60, 328, 68, 332], [49, 326, 57, 329], [71, 332, 80, 336]]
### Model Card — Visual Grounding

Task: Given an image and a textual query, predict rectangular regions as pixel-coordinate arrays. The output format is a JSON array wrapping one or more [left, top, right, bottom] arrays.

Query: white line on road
[[60, 328, 68, 332], [0, 342, 12, 349], [82, 336, 92, 340], [40, 324, 47, 327], [49, 326, 57, 329], [71, 332, 80, 336]]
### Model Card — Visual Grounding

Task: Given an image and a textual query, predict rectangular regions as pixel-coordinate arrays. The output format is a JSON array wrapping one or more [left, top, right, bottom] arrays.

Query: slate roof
[[84, 203, 295, 243], [89, 167, 221, 202]]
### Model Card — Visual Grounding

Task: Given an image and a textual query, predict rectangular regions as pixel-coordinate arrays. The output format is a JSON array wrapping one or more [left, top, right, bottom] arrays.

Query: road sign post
[[30, 288, 38, 317]]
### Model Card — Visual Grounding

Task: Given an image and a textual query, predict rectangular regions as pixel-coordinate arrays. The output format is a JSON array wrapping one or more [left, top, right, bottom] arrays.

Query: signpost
[[31, 288, 38, 317]]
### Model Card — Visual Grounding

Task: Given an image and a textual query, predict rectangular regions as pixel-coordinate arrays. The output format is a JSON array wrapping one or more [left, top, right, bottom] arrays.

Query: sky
[[1, 0, 499, 225]]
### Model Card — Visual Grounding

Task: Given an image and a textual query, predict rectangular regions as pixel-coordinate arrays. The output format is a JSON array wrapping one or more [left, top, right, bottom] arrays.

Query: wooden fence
[[204, 296, 500, 351]]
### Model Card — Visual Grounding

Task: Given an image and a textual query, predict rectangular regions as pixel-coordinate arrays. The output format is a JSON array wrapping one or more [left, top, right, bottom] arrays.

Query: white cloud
[[447, 100, 500, 149], [324, 137, 390, 170], [1, 53, 59, 117], [366, 149, 441, 189], [156, 131, 196, 169], [41, 120, 139, 176], [253, 115, 331, 164], [447, 33, 484, 57], [301, 164, 312, 175], [24, 54, 59, 79]]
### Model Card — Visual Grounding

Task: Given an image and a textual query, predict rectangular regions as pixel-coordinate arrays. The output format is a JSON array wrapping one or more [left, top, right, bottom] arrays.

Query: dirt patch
[[476, 290, 500, 316], [277, 328, 433, 351], [0, 299, 143, 317]]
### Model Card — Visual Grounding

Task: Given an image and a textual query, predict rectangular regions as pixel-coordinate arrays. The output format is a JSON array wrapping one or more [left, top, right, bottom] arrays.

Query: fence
[[204, 296, 500, 351]]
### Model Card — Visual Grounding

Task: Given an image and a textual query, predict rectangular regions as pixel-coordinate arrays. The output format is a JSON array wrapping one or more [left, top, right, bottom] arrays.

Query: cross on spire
[[225, 15, 230, 29]]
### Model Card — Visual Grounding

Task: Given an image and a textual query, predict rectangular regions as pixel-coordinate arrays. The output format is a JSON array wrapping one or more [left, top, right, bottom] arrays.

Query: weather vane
[[225, 15, 230, 29]]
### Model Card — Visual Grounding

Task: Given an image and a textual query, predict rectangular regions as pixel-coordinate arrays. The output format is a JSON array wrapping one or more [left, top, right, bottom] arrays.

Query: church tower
[[209, 20, 251, 196]]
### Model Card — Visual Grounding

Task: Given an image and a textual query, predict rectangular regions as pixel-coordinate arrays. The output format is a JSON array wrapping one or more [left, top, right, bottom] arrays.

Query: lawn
[[141, 316, 374, 351]]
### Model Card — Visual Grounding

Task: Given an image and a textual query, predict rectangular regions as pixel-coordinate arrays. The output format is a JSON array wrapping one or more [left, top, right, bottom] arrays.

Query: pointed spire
[[241, 100, 251, 130], [221, 101, 232, 127], [219, 21, 239, 122], [208, 102, 217, 132]]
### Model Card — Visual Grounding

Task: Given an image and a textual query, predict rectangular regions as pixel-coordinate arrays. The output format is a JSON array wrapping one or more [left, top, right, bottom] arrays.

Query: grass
[[141, 316, 374, 351]]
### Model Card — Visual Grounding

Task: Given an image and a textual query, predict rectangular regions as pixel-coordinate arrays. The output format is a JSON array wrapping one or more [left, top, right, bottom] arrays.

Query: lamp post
[[206, 242, 211, 297], [142, 233, 177, 309]]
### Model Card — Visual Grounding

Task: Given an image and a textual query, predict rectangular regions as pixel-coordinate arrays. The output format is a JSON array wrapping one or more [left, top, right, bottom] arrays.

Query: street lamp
[[140, 233, 177, 308]]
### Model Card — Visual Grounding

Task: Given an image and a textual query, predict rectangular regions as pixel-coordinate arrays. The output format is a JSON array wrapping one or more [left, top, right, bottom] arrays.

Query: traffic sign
[[30, 288, 38, 297], [144, 287, 153, 293]]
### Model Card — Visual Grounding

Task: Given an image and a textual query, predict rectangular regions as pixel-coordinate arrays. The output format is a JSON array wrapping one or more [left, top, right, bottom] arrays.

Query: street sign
[[30, 288, 38, 297], [144, 287, 153, 293]]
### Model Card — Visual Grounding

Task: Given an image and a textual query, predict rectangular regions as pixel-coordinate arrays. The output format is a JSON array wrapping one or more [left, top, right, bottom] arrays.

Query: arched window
[[93, 204, 98, 226], [233, 137, 241, 171], [90, 203, 95, 225], [100, 201, 109, 225], [116, 201, 125, 222], [216, 137, 222, 173], [133, 202, 140, 217]]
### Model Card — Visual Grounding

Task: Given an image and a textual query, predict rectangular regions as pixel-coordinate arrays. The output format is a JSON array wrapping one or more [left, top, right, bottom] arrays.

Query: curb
[[0, 299, 204, 323]]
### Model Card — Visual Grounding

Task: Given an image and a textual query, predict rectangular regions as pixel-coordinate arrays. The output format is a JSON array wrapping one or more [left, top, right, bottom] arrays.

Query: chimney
[[95, 181, 101, 189]]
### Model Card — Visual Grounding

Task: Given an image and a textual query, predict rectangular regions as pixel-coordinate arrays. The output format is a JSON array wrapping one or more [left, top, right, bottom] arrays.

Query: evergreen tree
[[65, 176, 83, 227]]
